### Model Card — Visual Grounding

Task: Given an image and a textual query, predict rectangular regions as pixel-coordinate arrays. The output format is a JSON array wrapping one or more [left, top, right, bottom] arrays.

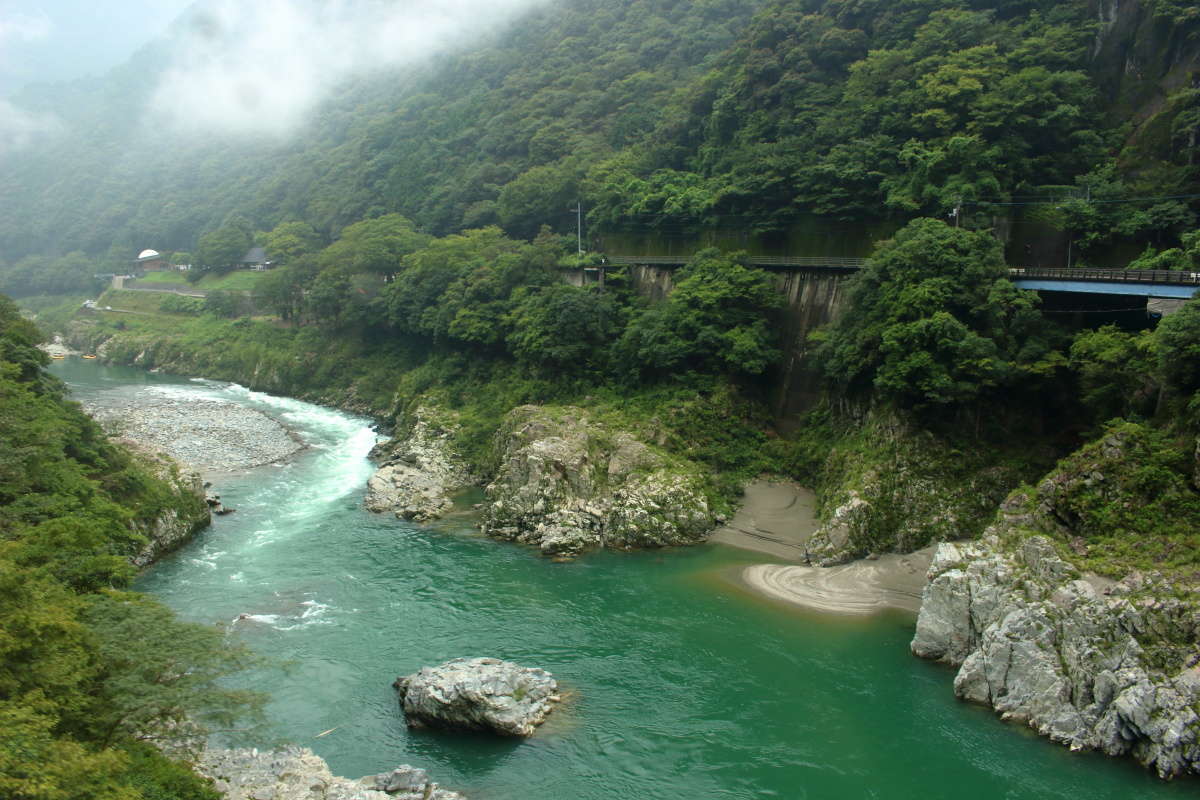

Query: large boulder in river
[[480, 405, 715, 556], [394, 657, 560, 736]]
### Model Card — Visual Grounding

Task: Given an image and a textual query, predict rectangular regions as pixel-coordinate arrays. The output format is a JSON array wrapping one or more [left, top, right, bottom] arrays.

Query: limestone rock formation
[[913, 533, 1200, 778], [480, 405, 714, 556], [394, 657, 560, 736], [198, 747, 464, 800], [366, 407, 471, 522]]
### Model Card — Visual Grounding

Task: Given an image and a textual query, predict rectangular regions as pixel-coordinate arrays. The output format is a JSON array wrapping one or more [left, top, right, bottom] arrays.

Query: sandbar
[[710, 479, 933, 616]]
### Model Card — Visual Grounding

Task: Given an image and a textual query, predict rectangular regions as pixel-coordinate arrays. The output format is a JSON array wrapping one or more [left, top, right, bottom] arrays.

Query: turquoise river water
[[52, 360, 1198, 799]]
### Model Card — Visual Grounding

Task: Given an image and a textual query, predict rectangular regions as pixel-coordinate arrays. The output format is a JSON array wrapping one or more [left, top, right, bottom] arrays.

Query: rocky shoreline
[[84, 389, 304, 477], [365, 406, 472, 522], [198, 747, 464, 800], [912, 504, 1200, 778]]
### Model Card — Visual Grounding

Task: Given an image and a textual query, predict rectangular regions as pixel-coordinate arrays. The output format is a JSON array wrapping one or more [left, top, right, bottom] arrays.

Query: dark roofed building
[[241, 247, 272, 270]]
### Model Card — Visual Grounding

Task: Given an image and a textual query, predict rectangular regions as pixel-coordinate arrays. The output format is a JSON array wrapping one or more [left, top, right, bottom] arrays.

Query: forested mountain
[[1, 0, 1198, 285], [7, 1, 1200, 786]]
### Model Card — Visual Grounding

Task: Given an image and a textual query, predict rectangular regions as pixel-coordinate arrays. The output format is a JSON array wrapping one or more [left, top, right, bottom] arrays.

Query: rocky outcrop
[[913, 530, 1200, 778], [198, 747, 464, 800], [121, 440, 211, 567], [805, 415, 1027, 566], [394, 657, 560, 737], [365, 407, 471, 522], [480, 405, 715, 556]]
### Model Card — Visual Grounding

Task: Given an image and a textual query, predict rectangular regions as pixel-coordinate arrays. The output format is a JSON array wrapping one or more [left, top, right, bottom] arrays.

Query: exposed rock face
[[197, 747, 464, 800], [913, 533, 1200, 778], [805, 414, 1028, 565], [481, 405, 715, 556], [365, 407, 471, 522], [394, 657, 560, 736], [120, 439, 211, 567]]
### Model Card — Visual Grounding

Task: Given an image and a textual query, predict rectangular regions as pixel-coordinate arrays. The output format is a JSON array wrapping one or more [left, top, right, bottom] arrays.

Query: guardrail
[[605, 256, 1200, 286], [605, 254, 866, 269], [1009, 267, 1200, 285]]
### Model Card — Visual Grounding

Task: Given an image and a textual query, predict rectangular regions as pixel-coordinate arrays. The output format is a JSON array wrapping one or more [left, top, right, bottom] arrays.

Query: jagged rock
[[480, 405, 714, 556], [373, 765, 463, 799], [803, 412, 1028, 564], [394, 657, 560, 736], [118, 439, 211, 567], [913, 535, 1200, 778], [197, 747, 464, 800], [805, 492, 872, 566], [365, 407, 471, 523]]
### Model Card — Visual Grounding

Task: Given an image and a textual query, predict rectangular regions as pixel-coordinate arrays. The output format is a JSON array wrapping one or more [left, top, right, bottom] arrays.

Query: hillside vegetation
[[0, 297, 262, 800], [1, 0, 1198, 287]]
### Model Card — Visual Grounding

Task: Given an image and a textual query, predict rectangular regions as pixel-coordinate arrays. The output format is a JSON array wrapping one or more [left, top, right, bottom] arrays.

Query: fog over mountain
[[0, 0, 549, 148]]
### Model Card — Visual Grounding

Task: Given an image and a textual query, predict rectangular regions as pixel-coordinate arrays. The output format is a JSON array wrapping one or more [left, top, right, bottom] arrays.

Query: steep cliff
[[912, 424, 1200, 778], [803, 413, 1038, 565]]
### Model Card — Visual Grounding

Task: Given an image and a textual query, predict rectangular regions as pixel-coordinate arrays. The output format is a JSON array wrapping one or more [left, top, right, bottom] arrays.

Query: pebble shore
[[85, 390, 304, 475]]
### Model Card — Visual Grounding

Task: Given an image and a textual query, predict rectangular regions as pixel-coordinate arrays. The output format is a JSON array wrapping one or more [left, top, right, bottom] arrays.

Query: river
[[51, 359, 1198, 799]]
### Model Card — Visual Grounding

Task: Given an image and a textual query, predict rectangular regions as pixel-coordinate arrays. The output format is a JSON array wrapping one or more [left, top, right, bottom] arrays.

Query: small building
[[134, 249, 169, 271], [240, 247, 273, 270]]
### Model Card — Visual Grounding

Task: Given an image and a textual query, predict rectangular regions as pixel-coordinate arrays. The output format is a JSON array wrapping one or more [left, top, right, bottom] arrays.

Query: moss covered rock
[[480, 405, 715, 557]]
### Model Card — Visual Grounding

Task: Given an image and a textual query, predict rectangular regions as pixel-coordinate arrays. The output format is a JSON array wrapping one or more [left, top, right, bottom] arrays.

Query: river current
[[52, 360, 1197, 799]]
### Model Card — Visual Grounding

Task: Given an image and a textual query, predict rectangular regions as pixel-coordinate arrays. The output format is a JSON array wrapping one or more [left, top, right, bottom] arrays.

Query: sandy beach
[[711, 479, 932, 616]]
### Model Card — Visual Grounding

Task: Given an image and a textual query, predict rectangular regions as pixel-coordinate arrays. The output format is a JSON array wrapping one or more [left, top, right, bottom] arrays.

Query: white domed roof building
[[134, 248, 169, 271]]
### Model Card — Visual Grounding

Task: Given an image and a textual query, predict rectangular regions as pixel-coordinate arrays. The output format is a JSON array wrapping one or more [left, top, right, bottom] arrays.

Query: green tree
[[262, 221, 322, 266], [817, 218, 1054, 411], [507, 283, 624, 373], [82, 592, 263, 749], [1069, 326, 1157, 422], [318, 214, 427, 277], [618, 249, 781, 380], [1156, 296, 1200, 398], [195, 226, 252, 274]]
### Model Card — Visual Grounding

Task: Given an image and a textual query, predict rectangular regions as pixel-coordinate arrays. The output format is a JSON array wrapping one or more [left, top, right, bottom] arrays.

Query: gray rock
[[365, 407, 471, 523], [115, 438, 211, 568], [913, 536, 1200, 778], [197, 747, 464, 800], [373, 765, 464, 799], [394, 657, 560, 736], [480, 406, 714, 556]]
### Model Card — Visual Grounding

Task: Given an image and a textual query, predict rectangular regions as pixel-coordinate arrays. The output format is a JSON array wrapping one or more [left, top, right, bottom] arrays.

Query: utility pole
[[572, 201, 583, 254]]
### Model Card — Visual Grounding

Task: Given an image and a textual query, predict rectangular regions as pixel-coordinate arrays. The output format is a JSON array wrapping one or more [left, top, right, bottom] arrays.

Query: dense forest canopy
[[1, 0, 1198, 293]]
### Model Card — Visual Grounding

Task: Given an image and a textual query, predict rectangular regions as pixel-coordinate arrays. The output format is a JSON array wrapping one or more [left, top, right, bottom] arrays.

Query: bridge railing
[[1010, 267, 1200, 285], [605, 254, 866, 269], [605, 255, 1200, 286]]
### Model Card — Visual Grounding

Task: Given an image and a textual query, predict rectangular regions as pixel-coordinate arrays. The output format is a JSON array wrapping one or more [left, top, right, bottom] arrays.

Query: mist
[[0, 98, 59, 155], [151, 0, 549, 138]]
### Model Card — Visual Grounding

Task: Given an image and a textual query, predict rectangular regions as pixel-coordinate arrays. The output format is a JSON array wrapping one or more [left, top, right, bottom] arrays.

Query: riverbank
[[709, 479, 932, 615], [82, 385, 305, 479]]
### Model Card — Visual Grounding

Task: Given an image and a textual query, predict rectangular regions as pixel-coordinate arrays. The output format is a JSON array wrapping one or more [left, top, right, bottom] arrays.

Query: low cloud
[[0, 99, 61, 155], [0, 10, 52, 44], [150, 0, 547, 138]]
